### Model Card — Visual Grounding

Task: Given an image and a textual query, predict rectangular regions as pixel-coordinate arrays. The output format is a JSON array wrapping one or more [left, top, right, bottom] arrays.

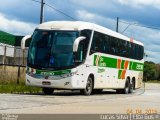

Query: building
[[0, 31, 28, 65]]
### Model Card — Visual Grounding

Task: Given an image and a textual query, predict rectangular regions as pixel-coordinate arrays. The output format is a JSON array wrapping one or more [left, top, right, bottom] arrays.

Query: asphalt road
[[0, 83, 159, 114]]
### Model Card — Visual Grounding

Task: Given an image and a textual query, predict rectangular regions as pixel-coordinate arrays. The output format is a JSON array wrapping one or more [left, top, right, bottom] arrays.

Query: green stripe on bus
[[129, 61, 144, 71], [129, 61, 133, 70], [118, 70, 122, 79], [94, 55, 143, 71], [121, 60, 125, 69]]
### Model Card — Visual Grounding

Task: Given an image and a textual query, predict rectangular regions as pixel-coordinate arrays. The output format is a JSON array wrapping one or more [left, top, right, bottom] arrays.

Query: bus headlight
[[61, 70, 78, 78]]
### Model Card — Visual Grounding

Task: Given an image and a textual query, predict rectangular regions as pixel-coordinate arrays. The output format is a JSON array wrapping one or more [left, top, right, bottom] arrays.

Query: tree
[[155, 64, 160, 80], [143, 61, 156, 81]]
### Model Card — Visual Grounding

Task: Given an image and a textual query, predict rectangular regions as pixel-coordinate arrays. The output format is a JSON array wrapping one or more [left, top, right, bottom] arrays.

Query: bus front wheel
[[80, 76, 93, 96], [42, 88, 54, 95]]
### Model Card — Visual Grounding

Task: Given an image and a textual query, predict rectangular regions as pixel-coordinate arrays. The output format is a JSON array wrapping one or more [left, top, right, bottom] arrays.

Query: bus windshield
[[27, 30, 79, 69]]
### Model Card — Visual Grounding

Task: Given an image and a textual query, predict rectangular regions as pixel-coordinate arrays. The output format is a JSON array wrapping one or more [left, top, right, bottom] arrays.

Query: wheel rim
[[129, 83, 133, 93], [86, 79, 92, 93], [126, 86, 129, 93], [125, 80, 129, 93]]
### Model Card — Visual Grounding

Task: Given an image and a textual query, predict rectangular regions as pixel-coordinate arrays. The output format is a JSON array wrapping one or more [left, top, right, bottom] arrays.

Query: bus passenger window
[[104, 36, 110, 54], [110, 37, 117, 55]]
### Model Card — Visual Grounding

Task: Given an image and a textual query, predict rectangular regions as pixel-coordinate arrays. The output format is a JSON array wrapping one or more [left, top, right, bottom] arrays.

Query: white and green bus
[[22, 21, 144, 95]]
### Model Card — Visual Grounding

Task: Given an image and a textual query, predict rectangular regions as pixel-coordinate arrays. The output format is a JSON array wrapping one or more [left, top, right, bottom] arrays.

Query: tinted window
[[74, 29, 92, 64], [103, 35, 111, 54], [28, 30, 79, 69], [90, 31, 104, 53], [90, 31, 144, 60]]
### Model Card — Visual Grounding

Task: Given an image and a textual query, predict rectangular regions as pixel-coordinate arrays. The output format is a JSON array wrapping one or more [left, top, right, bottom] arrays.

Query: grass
[[0, 81, 41, 94], [0, 66, 24, 83], [145, 80, 160, 83], [0, 66, 41, 93]]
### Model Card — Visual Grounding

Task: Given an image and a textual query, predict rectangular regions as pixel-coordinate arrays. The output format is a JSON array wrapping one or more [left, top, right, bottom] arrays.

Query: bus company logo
[[41, 72, 54, 76], [95, 55, 106, 67], [136, 64, 143, 70]]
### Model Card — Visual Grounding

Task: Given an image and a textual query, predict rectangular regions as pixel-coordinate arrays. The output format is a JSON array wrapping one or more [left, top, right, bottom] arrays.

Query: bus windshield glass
[[27, 30, 79, 69]]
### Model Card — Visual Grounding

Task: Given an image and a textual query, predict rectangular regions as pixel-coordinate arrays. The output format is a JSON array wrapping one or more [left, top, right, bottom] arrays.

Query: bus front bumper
[[26, 74, 75, 89]]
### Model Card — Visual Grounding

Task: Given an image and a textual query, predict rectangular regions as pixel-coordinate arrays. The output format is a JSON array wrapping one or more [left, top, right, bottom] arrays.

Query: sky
[[0, 0, 160, 63]]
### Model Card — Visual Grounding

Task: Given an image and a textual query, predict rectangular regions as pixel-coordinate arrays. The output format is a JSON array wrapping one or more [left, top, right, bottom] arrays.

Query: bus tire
[[129, 81, 134, 93], [116, 89, 123, 94], [43, 88, 54, 95], [122, 78, 130, 94], [80, 76, 93, 96], [132, 79, 136, 90]]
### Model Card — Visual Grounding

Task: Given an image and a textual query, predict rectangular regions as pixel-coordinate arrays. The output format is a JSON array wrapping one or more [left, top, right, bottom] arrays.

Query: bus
[[22, 21, 144, 95]]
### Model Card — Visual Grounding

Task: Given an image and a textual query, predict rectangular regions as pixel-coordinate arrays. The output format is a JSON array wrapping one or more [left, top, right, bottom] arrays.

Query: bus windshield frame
[[27, 29, 80, 70]]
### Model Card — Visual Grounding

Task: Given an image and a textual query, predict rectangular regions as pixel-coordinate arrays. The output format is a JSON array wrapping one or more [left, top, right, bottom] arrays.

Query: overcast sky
[[0, 0, 160, 63]]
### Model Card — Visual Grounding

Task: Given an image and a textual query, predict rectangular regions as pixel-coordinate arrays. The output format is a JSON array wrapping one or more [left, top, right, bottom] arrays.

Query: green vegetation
[[0, 66, 41, 93], [0, 82, 41, 93], [145, 80, 160, 83], [143, 61, 160, 82]]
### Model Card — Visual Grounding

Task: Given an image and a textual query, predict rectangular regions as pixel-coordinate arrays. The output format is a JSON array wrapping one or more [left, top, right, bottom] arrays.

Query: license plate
[[42, 81, 51, 85]]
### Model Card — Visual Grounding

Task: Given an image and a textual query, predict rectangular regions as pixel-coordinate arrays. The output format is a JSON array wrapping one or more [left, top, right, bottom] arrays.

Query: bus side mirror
[[73, 36, 86, 52], [21, 35, 32, 49]]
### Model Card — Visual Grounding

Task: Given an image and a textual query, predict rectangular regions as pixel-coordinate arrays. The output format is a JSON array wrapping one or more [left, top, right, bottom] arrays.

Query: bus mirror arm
[[21, 35, 32, 49], [73, 36, 86, 52]]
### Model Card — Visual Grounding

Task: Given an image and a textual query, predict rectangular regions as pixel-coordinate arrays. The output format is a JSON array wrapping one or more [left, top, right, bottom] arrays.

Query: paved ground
[[0, 83, 159, 114]]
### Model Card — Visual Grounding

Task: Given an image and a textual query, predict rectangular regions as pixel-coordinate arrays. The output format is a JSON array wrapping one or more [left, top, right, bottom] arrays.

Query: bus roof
[[37, 21, 144, 46]]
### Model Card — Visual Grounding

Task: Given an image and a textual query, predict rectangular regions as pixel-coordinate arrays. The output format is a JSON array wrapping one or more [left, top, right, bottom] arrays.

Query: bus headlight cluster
[[60, 70, 78, 78]]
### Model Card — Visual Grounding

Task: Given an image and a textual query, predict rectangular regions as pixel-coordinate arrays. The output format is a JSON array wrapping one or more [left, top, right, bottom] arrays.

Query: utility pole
[[116, 17, 119, 32], [40, 0, 44, 24]]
